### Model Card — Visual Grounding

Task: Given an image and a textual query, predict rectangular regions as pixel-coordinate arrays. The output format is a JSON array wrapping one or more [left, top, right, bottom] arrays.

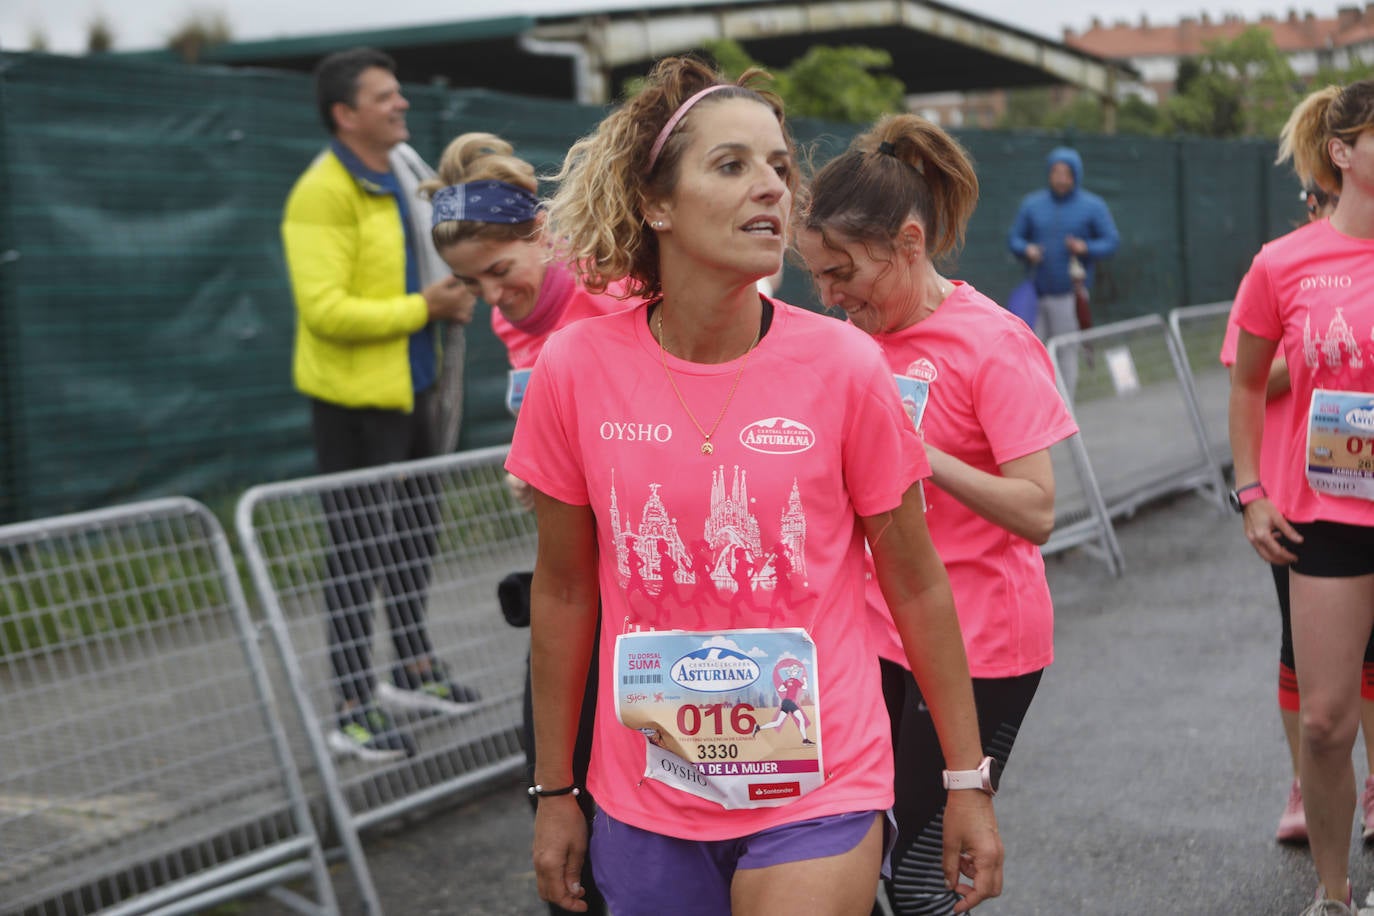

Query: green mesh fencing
[[0, 51, 1304, 524]]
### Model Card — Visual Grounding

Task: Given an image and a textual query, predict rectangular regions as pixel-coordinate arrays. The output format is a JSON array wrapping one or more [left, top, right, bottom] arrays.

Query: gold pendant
[[701, 441, 714, 455]]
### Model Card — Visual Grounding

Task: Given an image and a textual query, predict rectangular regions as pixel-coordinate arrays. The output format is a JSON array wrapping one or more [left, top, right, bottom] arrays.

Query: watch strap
[[942, 755, 996, 795], [1229, 482, 1267, 512], [943, 769, 986, 791]]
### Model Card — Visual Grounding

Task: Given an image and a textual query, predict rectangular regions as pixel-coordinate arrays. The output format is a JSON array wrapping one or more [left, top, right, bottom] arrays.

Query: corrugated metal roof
[[121, 15, 534, 64]]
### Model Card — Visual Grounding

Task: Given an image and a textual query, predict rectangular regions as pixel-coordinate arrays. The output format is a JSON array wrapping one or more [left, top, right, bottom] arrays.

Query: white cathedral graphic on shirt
[[1304, 306, 1369, 371], [608, 465, 809, 601]]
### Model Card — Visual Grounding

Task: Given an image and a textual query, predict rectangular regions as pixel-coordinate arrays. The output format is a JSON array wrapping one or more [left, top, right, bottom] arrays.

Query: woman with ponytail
[[1230, 82, 1374, 916], [798, 114, 1076, 916]]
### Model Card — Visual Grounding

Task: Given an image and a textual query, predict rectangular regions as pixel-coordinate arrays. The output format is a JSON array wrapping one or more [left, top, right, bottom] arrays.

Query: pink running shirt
[[867, 282, 1077, 677], [1231, 219, 1374, 526], [1219, 304, 1291, 513], [507, 299, 930, 841], [492, 283, 629, 370]]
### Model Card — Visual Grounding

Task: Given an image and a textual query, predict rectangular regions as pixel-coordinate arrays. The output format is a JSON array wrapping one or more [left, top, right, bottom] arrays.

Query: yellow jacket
[[282, 149, 429, 412]]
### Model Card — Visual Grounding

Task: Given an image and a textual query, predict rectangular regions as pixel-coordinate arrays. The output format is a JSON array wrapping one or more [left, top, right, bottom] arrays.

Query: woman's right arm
[[528, 489, 600, 913]]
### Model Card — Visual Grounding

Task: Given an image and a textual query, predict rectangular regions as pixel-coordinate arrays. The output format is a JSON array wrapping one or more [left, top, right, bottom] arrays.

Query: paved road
[[251, 491, 1374, 915]]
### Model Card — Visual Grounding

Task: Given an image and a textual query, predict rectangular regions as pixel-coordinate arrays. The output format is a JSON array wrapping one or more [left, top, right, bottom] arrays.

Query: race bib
[[892, 374, 930, 431], [1306, 389, 1374, 501], [614, 628, 824, 809], [506, 368, 532, 416]]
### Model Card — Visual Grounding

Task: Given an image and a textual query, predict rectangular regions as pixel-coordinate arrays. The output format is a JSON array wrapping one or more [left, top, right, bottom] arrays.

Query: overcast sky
[[0, 0, 1352, 55]]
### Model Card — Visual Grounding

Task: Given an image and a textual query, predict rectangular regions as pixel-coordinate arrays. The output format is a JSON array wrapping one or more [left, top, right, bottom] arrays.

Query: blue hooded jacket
[[1007, 147, 1120, 296]]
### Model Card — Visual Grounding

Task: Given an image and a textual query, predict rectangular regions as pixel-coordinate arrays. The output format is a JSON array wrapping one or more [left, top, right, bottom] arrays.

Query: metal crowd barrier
[[1042, 432, 1125, 576], [1048, 314, 1229, 523], [0, 498, 336, 916], [234, 446, 533, 914], [1168, 301, 1235, 472]]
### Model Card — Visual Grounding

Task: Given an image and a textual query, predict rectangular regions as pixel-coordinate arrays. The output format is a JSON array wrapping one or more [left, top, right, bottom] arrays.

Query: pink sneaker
[[1361, 775, 1374, 841], [1277, 778, 1308, 844]]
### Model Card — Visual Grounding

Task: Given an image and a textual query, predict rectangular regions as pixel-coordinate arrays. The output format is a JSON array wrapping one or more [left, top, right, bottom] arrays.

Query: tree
[[998, 87, 1162, 136], [167, 10, 232, 64], [1164, 26, 1300, 138], [998, 88, 1056, 130], [27, 28, 49, 52], [86, 16, 115, 54], [621, 39, 906, 124], [771, 45, 906, 122]]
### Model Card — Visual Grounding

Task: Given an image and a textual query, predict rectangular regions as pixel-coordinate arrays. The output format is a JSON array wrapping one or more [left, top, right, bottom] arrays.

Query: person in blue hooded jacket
[[1007, 146, 1119, 394]]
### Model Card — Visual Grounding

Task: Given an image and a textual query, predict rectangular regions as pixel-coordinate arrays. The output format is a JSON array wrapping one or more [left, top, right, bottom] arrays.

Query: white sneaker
[[1301, 901, 1353, 916], [1301, 883, 1354, 916]]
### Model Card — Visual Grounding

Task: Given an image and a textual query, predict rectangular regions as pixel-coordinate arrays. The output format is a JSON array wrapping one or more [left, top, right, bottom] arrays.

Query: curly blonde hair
[[545, 55, 796, 297], [1277, 80, 1374, 195], [420, 132, 541, 250], [801, 113, 978, 268]]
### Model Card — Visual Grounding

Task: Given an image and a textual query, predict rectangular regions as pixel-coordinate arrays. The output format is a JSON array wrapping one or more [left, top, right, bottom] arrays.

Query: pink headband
[[645, 84, 732, 174]]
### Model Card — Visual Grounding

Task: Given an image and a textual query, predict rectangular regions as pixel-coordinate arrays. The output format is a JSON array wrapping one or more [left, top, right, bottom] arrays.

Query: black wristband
[[528, 783, 581, 798]]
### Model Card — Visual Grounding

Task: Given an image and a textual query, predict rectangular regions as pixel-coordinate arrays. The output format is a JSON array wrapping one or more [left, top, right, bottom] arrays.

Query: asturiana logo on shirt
[[669, 647, 761, 694], [1347, 402, 1374, 432], [740, 417, 816, 454], [1299, 274, 1353, 290], [905, 358, 938, 383]]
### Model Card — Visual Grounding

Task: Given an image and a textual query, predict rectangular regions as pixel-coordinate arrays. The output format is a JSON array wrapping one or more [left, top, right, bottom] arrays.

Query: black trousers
[[311, 390, 440, 706], [878, 658, 1043, 916]]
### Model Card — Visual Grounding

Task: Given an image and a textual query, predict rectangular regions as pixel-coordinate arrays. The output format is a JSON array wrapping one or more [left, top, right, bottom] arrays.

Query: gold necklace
[[657, 309, 761, 455]]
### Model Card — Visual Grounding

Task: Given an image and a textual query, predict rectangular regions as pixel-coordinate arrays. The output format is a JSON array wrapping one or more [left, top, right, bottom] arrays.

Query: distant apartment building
[[1064, 4, 1374, 104], [909, 4, 1374, 127]]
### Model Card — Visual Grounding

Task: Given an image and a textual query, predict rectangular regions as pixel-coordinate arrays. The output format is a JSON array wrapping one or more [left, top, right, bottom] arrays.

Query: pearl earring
[[653, 220, 664, 229]]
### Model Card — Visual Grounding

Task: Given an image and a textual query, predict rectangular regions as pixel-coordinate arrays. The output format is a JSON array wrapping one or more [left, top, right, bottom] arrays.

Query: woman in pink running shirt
[[798, 114, 1076, 916], [424, 132, 636, 916], [506, 57, 1000, 915], [1230, 81, 1374, 916], [1222, 178, 1374, 849]]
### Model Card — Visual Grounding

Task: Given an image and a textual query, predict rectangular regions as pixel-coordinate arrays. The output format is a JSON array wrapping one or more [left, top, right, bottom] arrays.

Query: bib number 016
[[677, 702, 758, 737]]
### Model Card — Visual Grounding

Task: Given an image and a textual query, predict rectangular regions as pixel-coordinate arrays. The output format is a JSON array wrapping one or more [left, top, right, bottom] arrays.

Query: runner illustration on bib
[[614, 628, 823, 809], [754, 657, 814, 744]]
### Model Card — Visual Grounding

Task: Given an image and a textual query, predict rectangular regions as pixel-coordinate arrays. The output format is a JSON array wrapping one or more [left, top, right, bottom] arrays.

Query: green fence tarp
[[0, 51, 1300, 523]]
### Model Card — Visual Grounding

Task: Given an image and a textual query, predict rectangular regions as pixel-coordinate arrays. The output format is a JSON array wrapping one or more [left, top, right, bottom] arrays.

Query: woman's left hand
[[1241, 497, 1300, 565], [941, 791, 1004, 912]]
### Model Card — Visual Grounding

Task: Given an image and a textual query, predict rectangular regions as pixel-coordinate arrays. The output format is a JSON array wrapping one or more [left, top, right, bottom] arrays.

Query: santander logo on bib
[[740, 417, 816, 454], [905, 358, 938, 383]]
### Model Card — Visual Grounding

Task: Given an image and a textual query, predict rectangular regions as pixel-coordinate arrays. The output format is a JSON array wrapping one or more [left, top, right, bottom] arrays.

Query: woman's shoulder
[[547, 298, 646, 349], [767, 300, 890, 381], [772, 299, 871, 344], [1254, 218, 1334, 265]]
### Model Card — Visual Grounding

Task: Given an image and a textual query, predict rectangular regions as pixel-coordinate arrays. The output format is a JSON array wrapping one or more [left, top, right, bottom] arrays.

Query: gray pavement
[[247, 490, 1374, 915]]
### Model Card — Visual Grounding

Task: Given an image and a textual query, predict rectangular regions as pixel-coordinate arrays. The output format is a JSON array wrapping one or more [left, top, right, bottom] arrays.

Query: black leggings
[[877, 659, 1043, 916], [312, 392, 440, 706]]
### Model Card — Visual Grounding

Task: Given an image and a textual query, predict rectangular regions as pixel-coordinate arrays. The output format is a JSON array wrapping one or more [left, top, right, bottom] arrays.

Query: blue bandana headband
[[431, 179, 541, 227]]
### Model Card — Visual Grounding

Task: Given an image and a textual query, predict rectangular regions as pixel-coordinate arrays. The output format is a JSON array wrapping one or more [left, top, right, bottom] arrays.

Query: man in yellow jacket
[[282, 47, 478, 762]]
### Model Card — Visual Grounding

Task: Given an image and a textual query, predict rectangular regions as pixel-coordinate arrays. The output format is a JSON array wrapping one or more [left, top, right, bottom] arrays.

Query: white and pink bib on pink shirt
[[507, 299, 928, 841]]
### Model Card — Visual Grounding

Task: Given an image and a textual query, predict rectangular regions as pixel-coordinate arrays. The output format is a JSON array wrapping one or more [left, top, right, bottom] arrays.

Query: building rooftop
[[1066, 4, 1374, 58]]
